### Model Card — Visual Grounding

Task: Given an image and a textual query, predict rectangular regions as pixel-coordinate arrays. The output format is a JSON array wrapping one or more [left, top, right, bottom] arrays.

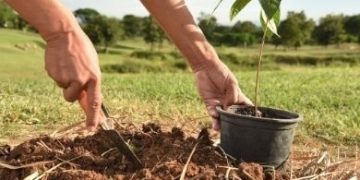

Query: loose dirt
[[0, 123, 288, 179]]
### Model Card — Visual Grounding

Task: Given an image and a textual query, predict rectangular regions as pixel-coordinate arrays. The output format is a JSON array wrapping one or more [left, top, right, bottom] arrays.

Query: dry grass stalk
[[0, 160, 53, 170], [225, 167, 232, 180], [179, 140, 200, 180], [101, 147, 117, 157], [33, 156, 82, 180], [218, 165, 238, 170], [36, 140, 52, 152], [23, 171, 40, 180]]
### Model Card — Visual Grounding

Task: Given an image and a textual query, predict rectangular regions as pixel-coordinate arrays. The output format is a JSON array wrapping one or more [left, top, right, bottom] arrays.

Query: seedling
[[215, 0, 282, 116]]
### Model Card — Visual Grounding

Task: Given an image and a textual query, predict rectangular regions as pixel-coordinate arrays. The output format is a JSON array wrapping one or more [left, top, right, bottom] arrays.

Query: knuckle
[[63, 94, 76, 102], [91, 99, 101, 110]]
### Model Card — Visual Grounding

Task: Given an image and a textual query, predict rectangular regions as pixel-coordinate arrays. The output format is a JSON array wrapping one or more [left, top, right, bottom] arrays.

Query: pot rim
[[216, 105, 303, 124]]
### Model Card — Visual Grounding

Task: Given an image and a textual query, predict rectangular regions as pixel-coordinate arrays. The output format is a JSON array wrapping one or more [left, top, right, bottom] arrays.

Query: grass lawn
[[0, 29, 359, 145]]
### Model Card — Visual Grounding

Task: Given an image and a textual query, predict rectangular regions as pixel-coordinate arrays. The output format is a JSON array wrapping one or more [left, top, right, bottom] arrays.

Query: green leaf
[[230, 0, 251, 20], [259, 0, 281, 19], [260, 9, 280, 37]]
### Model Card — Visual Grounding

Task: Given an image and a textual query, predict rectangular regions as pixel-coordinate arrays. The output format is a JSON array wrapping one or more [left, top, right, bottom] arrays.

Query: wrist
[[42, 18, 81, 43]]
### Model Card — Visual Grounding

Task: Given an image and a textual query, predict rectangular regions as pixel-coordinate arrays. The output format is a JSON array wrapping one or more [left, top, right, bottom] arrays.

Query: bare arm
[[5, 0, 78, 40], [140, 0, 219, 71], [141, 0, 252, 130], [5, 0, 103, 130]]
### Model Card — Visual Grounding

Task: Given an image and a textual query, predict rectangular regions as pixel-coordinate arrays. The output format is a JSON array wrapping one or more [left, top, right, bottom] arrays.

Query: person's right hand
[[194, 60, 253, 131], [44, 29, 102, 131]]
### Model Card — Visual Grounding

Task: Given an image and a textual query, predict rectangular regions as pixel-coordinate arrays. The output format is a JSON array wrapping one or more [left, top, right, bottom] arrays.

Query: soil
[[235, 106, 265, 117], [0, 123, 289, 180]]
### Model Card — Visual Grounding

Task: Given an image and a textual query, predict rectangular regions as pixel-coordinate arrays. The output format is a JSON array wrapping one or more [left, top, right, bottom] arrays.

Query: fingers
[[212, 118, 221, 131], [63, 82, 83, 102], [224, 84, 253, 108], [84, 79, 102, 131], [206, 104, 221, 131], [223, 84, 238, 109]]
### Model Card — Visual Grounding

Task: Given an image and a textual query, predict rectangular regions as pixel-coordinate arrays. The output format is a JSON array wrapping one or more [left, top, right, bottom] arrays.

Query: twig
[[317, 151, 328, 164], [34, 156, 82, 180], [179, 140, 201, 180], [101, 148, 117, 157], [55, 157, 79, 168], [55, 139, 65, 151], [241, 168, 255, 180], [36, 140, 52, 152], [23, 171, 40, 180], [0, 160, 53, 170], [225, 167, 232, 180], [217, 165, 238, 170], [216, 145, 236, 164]]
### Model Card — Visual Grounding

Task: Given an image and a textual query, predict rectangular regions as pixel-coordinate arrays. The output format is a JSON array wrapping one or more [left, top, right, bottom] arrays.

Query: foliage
[[0, 1, 17, 28], [142, 16, 166, 51], [313, 15, 345, 46], [232, 21, 259, 34], [74, 9, 123, 51], [198, 13, 218, 42], [122, 14, 144, 38], [276, 11, 315, 49], [344, 14, 360, 37], [344, 14, 360, 44], [73, 8, 100, 26]]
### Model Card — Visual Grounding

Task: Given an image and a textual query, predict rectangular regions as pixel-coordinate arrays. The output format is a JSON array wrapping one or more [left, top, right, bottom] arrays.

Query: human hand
[[44, 29, 102, 131], [194, 61, 253, 131]]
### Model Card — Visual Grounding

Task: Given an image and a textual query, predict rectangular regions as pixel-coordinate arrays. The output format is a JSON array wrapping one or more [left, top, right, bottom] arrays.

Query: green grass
[[0, 29, 360, 145]]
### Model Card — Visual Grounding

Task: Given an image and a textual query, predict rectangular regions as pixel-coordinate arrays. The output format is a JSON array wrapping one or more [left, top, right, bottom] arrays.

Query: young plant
[[230, 0, 281, 116]]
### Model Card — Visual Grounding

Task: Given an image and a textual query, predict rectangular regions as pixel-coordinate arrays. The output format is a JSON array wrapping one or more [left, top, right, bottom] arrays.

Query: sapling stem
[[254, 21, 269, 117]]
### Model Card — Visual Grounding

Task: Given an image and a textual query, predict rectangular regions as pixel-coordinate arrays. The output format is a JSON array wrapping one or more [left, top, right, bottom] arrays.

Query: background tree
[[74, 8, 122, 52], [276, 11, 315, 49], [0, 1, 17, 28], [230, 21, 258, 47], [142, 16, 164, 51], [100, 17, 122, 53], [198, 13, 218, 43], [344, 14, 360, 43], [231, 21, 258, 34], [313, 15, 345, 46], [74, 8, 100, 26], [122, 14, 143, 38], [12, 16, 30, 31]]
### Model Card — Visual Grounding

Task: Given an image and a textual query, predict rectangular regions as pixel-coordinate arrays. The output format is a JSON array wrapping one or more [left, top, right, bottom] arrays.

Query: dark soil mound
[[0, 123, 288, 179]]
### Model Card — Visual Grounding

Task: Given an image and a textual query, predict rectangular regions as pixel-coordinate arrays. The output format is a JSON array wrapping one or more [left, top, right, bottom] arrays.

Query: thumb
[[84, 79, 102, 131]]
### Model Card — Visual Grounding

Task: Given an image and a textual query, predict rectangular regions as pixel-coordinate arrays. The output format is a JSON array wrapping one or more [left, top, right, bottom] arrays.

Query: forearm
[[5, 0, 80, 41], [141, 0, 220, 72]]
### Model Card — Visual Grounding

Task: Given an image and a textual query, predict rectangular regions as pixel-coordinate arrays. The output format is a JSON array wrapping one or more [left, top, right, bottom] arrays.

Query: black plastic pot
[[217, 105, 302, 168]]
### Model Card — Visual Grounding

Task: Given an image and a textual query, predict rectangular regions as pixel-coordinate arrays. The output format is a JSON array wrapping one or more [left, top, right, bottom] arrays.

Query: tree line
[[1, 1, 360, 50]]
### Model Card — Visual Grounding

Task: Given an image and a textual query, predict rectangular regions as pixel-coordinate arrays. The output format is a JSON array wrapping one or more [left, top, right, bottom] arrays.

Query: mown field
[[0, 29, 359, 145]]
